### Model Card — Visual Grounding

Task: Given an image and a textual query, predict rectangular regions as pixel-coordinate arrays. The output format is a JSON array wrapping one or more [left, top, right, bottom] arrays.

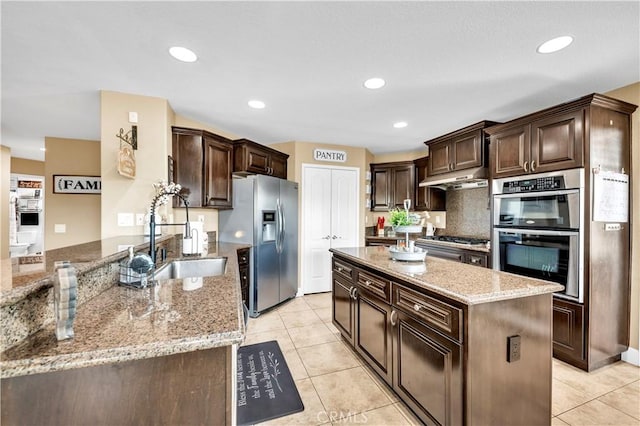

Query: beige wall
[[44, 137, 101, 249], [270, 141, 370, 246], [11, 158, 44, 176], [100, 91, 172, 238], [606, 82, 640, 353], [1, 146, 11, 259]]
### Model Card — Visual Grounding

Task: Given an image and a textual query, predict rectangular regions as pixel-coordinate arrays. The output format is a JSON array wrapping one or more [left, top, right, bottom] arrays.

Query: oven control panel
[[502, 176, 564, 193]]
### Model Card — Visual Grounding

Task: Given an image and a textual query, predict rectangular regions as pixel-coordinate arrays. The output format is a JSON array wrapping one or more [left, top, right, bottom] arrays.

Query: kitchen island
[[1, 236, 248, 426], [330, 246, 563, 425]]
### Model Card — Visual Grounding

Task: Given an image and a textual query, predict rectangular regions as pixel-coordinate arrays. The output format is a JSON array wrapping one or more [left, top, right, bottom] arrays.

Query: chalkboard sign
[[237, 340, 304, 425]]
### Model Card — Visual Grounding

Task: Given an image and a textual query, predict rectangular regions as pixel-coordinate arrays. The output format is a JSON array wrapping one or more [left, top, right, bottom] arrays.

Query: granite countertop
[[1, 240, 249, 378], [1, 235, 174, 306], [330, 246, 563, 306]]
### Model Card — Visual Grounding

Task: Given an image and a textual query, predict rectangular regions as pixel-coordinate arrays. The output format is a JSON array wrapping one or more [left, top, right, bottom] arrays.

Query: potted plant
[[389, 208, 422, 233]]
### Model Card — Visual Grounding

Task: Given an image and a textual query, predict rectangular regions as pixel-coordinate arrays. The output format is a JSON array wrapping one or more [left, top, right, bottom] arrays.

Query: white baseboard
[[622, 347, 639, 366], [296, 287, 304, 298]]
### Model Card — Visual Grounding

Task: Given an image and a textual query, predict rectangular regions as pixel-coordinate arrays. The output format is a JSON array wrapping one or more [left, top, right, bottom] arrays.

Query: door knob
[[332, 235, 338, 239], [323, 235, 331, 240]]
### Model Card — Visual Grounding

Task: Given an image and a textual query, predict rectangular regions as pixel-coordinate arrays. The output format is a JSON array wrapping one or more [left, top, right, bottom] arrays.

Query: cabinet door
[[491, 126, 530, 179], [390, 164, 415, 209], [414, 158, 446, 211], [355, 288, 393, 384], [332, 276, 355, 345], [245, 146, 270, 175], [393, 310, 463, 426], [531, 109, 584, 174], [172, 133, 204, 208], [452, 130, 482, 171], [371, 166, 391, 211], [553, 298, 585, 363], [270, 153, 288, 179], [427, 141, 452, 176], [203, 137, 233, 209]]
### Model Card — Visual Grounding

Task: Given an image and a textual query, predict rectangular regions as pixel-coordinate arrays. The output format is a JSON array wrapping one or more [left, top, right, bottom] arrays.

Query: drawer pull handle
[[337, 266, 343, 272], [413, 303, 422, 312], [390, 310, 397, 326], [365, 280, 372, 286]]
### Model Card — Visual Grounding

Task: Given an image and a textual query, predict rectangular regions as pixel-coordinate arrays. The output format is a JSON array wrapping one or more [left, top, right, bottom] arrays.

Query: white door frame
[[300, 163, 360, 295]]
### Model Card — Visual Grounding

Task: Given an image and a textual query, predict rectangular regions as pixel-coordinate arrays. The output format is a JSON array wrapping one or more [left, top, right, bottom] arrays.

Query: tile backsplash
[[441, 187, 491, 238]]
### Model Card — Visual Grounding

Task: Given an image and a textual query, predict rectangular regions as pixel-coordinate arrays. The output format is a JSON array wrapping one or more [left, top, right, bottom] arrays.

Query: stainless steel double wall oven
[[492, 168, 585, 303]]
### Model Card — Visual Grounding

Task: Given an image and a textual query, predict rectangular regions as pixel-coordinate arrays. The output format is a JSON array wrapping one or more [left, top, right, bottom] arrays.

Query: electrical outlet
[[197, 215, 205, 222], [135, 213, 145, 226], [54, 224, 66, 233], [117, 213, 134, 227], [507, 335, 521, 362]]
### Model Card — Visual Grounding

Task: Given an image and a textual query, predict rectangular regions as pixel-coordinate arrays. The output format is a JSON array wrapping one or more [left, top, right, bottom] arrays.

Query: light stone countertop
[[1, 240, 248, 378], [330, 246, 563, 305], [1, 235, 175, 306]]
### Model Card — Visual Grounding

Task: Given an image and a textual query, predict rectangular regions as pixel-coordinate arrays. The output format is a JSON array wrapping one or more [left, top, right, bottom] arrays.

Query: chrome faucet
[[148, 182, 191, 266]]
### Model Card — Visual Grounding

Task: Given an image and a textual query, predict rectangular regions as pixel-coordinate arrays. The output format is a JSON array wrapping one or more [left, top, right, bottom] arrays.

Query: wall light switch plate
[[117, 213, 134, 227], [54, 224, 66, 233], [128, 111, 138, 123], [135, 213, 145, 226]]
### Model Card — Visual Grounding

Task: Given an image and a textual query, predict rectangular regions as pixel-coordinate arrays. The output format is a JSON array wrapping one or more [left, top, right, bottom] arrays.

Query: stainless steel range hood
[[418, 167, 488, 190]]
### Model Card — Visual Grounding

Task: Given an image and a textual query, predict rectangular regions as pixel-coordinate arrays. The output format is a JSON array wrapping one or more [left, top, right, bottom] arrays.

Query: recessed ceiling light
[[364, 77, 386, 89], [393, 121, 408, 129], [248, 100, 266, 109], [39, 147, 46, 151], [537, 36, 573, 54], [169, 46, 198, 62]]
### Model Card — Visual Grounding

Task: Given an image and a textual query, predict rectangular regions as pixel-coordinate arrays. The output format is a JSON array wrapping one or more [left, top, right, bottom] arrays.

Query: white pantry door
[[302, 164, 359, 294]]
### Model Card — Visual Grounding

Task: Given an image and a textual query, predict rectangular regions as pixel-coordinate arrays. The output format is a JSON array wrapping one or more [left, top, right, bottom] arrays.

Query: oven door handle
[[493, 227, 579, 236], [493, 189, 580, 199]]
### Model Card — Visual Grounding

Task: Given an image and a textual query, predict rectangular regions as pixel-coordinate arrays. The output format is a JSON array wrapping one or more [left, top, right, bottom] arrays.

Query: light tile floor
[[243, 293, 640, 425]]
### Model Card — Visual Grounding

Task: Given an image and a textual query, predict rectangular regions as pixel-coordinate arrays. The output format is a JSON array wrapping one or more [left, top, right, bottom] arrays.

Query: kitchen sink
[[153, 257, 227, 280]]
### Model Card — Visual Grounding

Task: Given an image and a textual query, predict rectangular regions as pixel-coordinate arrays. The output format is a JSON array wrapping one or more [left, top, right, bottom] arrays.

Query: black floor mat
[[237, 340, 304, 425]]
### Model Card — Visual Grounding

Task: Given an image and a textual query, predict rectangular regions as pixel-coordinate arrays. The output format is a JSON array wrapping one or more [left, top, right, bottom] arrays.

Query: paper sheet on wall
[[593, 171, 628, 222]]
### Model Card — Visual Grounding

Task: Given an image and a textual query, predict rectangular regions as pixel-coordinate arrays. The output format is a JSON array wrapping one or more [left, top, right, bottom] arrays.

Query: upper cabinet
[[488, 108, 584, 179], [370, 161, 415, 211], [424, 121, 499, 177], [233, 139, 289, 179], [171, 127, 233, 209], [413, 156, 446, 211]]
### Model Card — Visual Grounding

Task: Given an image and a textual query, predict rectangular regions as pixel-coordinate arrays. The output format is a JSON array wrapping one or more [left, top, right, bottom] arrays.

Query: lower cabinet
[[393, 310, 463, 426], [332, 256, 462, 425], [552, 298, 585, 364]]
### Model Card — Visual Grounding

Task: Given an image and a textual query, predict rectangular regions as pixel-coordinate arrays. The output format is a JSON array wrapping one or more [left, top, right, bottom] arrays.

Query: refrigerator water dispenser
[[262, 211, 276, 242]]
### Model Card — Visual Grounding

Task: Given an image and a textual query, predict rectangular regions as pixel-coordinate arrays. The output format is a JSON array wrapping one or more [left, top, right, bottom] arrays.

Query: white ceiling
[[2, 1, 639, 161]]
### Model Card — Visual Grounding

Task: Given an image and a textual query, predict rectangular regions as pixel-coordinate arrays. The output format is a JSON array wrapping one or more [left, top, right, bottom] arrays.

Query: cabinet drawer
[[393, 285, 462, 342], [357, 270, 391, 302], [333, 259, 354, 281]]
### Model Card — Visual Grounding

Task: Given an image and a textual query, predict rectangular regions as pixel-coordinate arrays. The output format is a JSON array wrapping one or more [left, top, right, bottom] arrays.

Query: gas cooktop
[[420, 236, 489, 246]]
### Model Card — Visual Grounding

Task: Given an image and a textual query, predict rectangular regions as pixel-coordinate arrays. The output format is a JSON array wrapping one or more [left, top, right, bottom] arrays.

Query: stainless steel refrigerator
[[219, 175, 298, 317]]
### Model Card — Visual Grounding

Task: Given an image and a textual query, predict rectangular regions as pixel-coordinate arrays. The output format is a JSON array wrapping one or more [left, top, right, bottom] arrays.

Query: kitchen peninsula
[[1, 235, 247, 425], [331, 246, 563, 425]]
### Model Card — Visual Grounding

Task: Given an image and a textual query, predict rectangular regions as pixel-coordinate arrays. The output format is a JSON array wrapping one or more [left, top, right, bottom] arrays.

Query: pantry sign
[[53, 175, 101, 194], [314, 148, 347, 163]]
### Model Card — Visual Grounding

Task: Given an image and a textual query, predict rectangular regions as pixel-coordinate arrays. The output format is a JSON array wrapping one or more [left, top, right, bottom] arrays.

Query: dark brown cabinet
[[553, 298, 585, 362], [393, 310, 463, 426], [488, 93, 637, 371], [423, 121, 498, 178], [233, 139, 289, 179], [331, 252, 555, 424], [413, 156, 446, 211], [172, 127, 233, 209], [370, 161, 415, 211], [489, 109, 584, 179]]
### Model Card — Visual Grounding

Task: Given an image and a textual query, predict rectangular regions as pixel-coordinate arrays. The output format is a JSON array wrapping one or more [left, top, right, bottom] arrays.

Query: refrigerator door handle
[[279, 200, 286, 252], [276, 198, 283, 254]]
